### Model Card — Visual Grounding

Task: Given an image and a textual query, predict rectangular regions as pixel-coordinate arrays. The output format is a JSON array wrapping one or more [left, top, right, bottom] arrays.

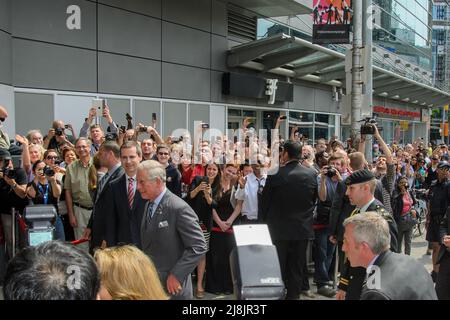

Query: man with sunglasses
[[156, 144, 181, 198], [425, 155, 441, 189]]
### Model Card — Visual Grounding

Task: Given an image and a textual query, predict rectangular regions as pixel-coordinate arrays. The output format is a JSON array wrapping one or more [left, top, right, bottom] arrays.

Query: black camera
[[55, 128, 64, 136], [105, 133, 118, 141], [2, 167, 17, 179], [43, 166, 55, 177], [64, 124, 70, 129], [326, 166, 337, 178], [171, 137, 180, 143], [360, 118, 383, 135], [200, 176, 209, 184], [120, 125, 126, 132], [139, 126, 148, 133]]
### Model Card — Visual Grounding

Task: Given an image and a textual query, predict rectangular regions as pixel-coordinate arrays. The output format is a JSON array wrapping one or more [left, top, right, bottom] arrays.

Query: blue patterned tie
[[146, 202, 155, 228]]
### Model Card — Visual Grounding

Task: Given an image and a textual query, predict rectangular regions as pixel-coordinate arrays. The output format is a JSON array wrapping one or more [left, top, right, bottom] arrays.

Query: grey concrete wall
[[0, 84, 15, 137], [0, 0, 12, 86], [6, 0, 335, 115]]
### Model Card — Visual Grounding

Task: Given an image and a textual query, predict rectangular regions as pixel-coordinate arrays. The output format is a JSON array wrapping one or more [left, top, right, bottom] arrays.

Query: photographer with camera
[[359, 121, 395, 216], [136, 123, 164, 145], [25, 160, 64, 241], [43, 120, 75, 152], [80, 106, 118, 156], [314, 155, 343, 297], [0, 148, 27, 259]]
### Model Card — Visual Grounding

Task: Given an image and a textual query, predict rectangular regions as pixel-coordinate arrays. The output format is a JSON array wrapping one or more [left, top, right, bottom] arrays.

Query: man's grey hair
[[138, 160, 166, 183], [26, 129, 42, 141], [343, 212, 390, 255], [75, 137, 92, 147]]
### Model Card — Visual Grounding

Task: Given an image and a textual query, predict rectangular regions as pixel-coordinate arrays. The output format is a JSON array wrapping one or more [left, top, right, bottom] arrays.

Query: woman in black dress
[[205, 164, 242, 294], [188, 162, 221, 298]]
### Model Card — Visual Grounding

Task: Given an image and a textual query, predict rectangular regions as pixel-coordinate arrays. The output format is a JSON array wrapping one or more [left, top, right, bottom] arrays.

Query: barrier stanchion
[[10, 207, 16, 257], [333, 245, 339, 289]]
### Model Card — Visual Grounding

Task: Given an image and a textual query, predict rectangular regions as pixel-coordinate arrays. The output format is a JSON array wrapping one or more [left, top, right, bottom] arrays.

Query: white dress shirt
[[234, 173, 266, 220], [125, 174, 137, 195]]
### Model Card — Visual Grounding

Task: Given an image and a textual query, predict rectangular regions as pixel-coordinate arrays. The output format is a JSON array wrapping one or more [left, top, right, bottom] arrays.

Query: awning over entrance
[[227, 0, 312, 17], [227, 33, 450, 108]]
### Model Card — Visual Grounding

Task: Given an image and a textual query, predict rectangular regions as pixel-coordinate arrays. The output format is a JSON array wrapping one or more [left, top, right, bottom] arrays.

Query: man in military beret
[[427, 161, 450, 283], [335, 169, 398, 300]]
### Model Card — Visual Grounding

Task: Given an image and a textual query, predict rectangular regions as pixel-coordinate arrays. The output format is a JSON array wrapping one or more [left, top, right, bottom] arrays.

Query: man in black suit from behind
[[261, 140, 318, 300], [105, 141, 146, 248], [343, 212, 437, 300], [86, 141, 124, 252]]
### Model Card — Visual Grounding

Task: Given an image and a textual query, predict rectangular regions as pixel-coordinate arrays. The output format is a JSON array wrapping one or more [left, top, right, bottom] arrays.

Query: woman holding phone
[[187, 163, 221, 298], [205, 164, 242, 295]]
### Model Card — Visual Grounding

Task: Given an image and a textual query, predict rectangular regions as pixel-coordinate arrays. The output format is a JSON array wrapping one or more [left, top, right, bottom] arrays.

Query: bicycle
[[411, 189, 428, 237]]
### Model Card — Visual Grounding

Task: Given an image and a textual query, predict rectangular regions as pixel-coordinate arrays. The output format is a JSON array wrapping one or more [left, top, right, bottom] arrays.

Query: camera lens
[[43, 166, 55, 177]]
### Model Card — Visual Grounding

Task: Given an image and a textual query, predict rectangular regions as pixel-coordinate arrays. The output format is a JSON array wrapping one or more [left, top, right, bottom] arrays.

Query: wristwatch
[[11, 183, 17, 190]]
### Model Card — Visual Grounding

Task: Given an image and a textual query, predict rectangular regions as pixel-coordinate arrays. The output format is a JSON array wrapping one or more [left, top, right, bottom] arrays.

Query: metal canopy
[[227, 0, 312, 17], [227, 33, 450, 107]]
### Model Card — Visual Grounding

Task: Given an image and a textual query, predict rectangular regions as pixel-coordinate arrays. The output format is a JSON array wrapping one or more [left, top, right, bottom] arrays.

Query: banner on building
[[312, 0, 352, 44]]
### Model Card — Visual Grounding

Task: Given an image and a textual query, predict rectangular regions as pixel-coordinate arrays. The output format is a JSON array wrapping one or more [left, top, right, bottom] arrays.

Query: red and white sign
[[373, 106, 421, 119]]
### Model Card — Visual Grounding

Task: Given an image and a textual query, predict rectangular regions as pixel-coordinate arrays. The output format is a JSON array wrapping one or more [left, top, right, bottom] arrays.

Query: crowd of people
[[0, 102, 449, 300]]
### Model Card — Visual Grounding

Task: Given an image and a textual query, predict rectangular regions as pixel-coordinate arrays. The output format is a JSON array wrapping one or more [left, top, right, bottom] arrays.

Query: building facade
[[0, 0, 447, 146], [430, 1, 450, 143]]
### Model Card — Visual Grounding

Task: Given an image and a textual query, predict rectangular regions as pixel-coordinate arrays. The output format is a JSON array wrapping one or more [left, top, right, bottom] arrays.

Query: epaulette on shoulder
[[375, 205, 392, 219]]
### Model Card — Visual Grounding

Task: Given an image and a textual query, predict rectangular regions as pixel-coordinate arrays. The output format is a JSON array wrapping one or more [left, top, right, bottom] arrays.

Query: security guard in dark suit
[[426, 161, 450, 281], [337, 169, 398, 300], [261, 140, 318, 300], [435, 161, 450, 299]]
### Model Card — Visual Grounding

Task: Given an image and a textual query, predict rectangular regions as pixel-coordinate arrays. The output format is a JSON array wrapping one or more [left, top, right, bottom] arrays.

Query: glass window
[[257, 18, 289, 39], [134, 100, 160, 140], [228, 108, 241, 117], [16, 92, 54, 136], [289, 111, 313, 143], [189, 104, 210, 141], [163, 102, 187, 138], [100, 97, 130, 129]]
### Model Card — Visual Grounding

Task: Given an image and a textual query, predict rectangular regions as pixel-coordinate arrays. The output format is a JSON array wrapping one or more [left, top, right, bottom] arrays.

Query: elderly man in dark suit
[[343, 212, 437, 300], [105, 141, 146, 248], [137, 160, 206, 300], [261, 140, 318, 300]]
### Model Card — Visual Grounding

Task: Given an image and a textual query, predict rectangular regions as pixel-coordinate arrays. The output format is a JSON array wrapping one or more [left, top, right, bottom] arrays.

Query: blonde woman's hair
[[28, 143, 45, 161], [94, 245, 168, 300]]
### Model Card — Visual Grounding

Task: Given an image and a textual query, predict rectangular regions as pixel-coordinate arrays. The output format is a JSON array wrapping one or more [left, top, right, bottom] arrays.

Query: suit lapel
[[97, 167, 123, 202], [141, 191, 171, 250]]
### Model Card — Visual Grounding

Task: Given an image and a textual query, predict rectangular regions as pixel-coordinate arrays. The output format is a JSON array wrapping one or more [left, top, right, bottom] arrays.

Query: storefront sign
[[421, 108, 430, 123], [373, 106, 421, 120], [222, 73, 293, 103], [312, 0, 351, 44]]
